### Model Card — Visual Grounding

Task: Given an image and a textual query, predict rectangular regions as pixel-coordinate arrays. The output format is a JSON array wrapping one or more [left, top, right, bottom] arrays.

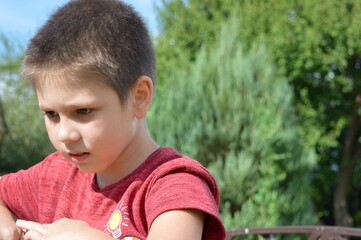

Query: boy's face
[[36, 75, 138, 175]]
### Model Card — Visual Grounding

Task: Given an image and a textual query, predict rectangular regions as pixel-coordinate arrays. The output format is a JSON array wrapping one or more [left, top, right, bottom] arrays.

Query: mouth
[[68, 152, 90, 163]]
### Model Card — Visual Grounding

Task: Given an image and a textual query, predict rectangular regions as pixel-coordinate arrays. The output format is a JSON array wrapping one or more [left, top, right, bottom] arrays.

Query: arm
[[0, 197, 22, 240], [16, 218, 114, 240], [16, 210, 205, 240], [147, 209, 205, 240]]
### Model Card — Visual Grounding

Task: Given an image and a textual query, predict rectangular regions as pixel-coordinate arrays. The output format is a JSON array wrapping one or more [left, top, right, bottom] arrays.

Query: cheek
[[93, 124, 122, 144], [81, 122, 112, 148], [91, 119, 134, 147]]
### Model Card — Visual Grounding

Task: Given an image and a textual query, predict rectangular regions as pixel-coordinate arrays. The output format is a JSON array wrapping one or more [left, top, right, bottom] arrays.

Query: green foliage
[[156, 0, 361, 226], [150, 22, 316, 229], [0, 35, 53, 173]]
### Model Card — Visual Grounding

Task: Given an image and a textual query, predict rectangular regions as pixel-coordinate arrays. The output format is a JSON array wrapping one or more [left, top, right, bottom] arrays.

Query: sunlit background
[[0, 0, 159, 44]]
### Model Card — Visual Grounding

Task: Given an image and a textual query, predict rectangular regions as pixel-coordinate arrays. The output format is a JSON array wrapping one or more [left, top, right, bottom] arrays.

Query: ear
[[131, 75, 154, 119]]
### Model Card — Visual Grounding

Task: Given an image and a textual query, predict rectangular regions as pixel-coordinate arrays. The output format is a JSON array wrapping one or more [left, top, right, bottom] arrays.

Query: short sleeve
[[145, 158, 226, 240]]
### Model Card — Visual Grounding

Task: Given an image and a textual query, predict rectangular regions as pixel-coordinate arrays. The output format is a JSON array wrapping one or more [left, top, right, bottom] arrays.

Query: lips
[[68, 152, 90, 162]]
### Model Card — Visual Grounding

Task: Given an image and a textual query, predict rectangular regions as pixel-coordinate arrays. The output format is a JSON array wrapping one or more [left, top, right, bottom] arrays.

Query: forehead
[[35, 74, 124, 112], [33, 69, 110, 92], [35, 71, 119, 105], [31, 67, 129, 106]]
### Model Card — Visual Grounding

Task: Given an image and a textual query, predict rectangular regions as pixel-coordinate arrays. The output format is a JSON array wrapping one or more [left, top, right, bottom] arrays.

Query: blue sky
[[0, 0, 160, 45]]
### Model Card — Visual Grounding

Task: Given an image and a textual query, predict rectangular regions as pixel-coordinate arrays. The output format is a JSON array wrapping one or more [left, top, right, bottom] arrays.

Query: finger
[[16, 220, 47, 234], [23, 229, 44, 240], [20, 231, 26, 240]]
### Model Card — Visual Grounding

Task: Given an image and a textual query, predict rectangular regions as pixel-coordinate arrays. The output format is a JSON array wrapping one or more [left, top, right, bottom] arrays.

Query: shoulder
[[146, 147, 211, 176], [146, 154, 220, 208], [0, 152, 72, 180], [148, 149, 219, 194], [42, 152, 71, 165], [143, 148, 225, 239], [40, 152, 75, 171], [146, 148, 219, 207]]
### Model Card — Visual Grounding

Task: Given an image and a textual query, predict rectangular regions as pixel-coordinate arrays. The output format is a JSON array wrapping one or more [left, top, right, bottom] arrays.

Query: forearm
[[0, 197, 22, 239], [17, 218, 115, 240]]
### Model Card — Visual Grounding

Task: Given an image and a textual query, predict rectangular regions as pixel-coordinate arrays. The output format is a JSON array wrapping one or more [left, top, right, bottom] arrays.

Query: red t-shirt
[[0, 147, 225, 239]]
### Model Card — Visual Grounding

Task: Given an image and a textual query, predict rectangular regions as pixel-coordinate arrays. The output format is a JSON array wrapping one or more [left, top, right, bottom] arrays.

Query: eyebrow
[[38, 102, 98, 111]]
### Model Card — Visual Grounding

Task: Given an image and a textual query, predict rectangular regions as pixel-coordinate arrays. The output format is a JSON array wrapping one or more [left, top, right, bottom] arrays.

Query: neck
[[96, 125, 160, 189]]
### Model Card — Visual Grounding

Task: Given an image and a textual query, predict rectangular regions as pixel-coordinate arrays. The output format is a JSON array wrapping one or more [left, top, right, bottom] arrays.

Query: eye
[[43, 111, 59, 119], [77, 108, 93, 115]]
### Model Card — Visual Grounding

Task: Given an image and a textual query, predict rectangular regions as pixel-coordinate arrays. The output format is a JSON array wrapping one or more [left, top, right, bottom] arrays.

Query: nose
[[57, 119, 81, 143]]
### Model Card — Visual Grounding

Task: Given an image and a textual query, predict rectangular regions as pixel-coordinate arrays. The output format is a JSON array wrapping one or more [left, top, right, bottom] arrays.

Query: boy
[[0, 0, 225, 239]]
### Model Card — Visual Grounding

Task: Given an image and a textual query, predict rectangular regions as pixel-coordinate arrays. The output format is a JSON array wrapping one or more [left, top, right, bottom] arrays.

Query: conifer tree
[[156, 0, 361, 226], [149, 22, 316, 229]]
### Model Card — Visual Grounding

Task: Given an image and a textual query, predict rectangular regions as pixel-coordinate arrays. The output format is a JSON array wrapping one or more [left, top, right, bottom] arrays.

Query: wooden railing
[[226, 226, 361, 239]]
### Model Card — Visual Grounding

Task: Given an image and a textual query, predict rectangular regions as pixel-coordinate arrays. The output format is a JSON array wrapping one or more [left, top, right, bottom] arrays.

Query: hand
[[0, 224, 23, 240], [16, 219, 113, 240], [0, 198, 23, 240], [16, 218, 91, 240]]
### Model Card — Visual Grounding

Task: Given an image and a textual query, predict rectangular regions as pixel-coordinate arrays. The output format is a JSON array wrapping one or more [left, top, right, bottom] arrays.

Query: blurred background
[[0, 0, 361, 232], [0, 0, 159, 42]]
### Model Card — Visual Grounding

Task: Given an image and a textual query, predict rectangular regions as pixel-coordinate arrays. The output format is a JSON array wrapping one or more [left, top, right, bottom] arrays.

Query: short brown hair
[[22, 0, 156, 103]]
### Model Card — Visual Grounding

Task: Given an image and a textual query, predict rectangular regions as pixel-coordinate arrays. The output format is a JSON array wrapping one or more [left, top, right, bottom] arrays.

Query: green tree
[[155, 0, 361, 226], [0, 35, 53, 173], [150, 22, 316, 229]]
